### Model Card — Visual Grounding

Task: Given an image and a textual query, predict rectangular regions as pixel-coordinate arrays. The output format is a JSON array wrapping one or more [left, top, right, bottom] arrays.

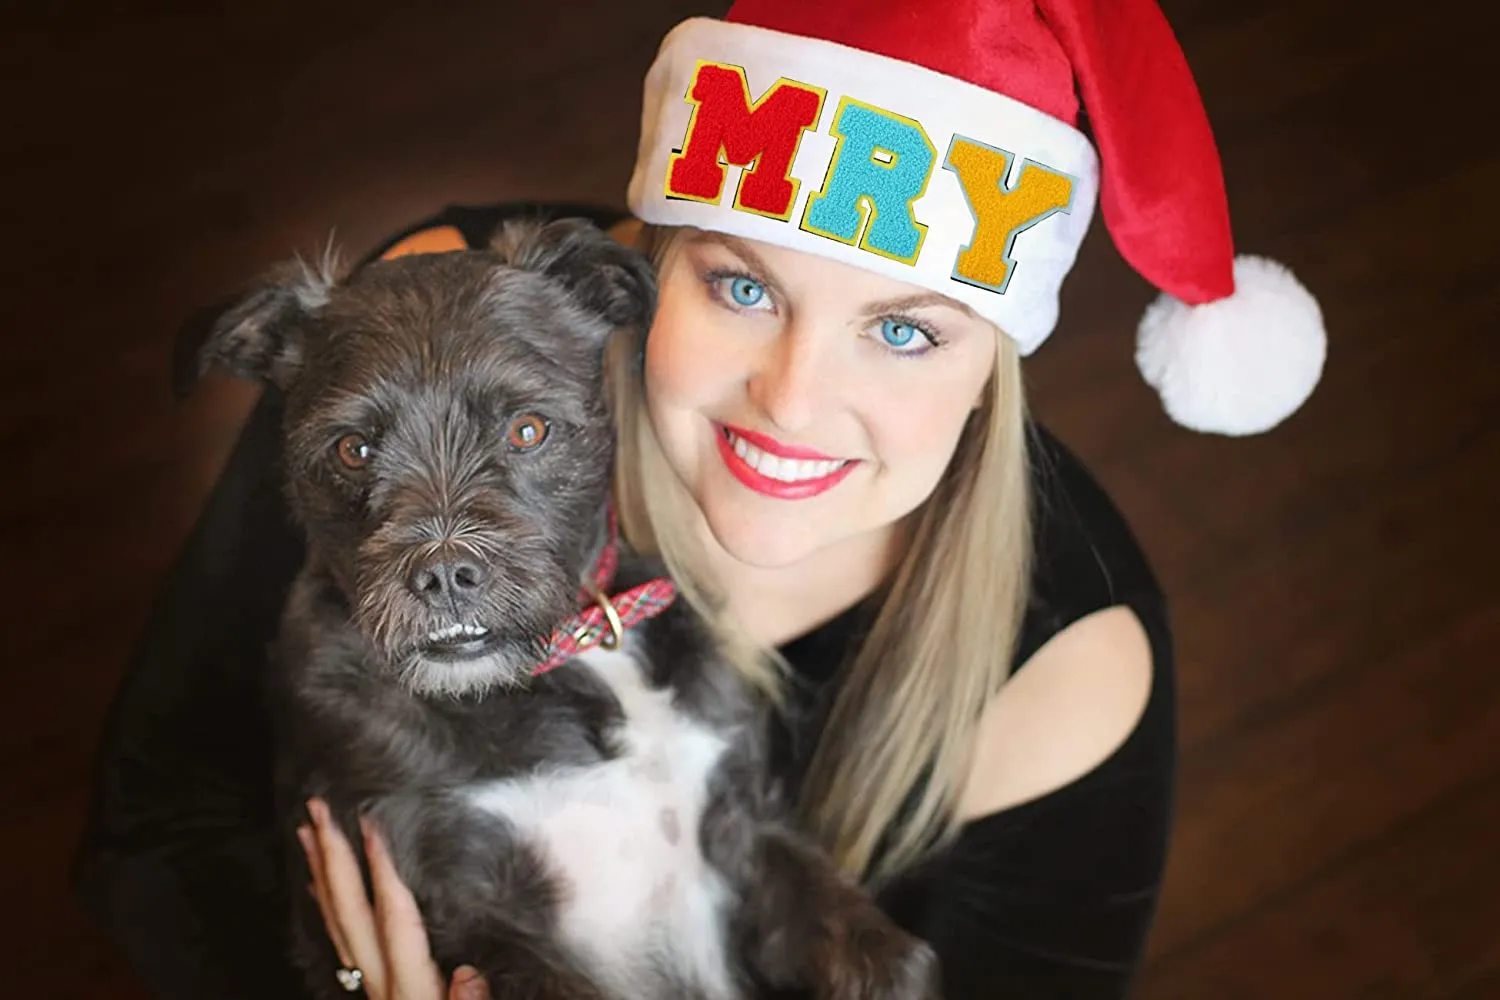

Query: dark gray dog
[[196, 217, 939, 1000]]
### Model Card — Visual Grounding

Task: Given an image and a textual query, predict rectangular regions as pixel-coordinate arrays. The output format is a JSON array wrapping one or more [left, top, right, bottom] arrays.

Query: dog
[[195, 216, 941, 1000]]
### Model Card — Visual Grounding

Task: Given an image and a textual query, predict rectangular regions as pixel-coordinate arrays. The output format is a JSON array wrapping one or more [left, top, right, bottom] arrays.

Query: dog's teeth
[[425, 623, 489, 643]]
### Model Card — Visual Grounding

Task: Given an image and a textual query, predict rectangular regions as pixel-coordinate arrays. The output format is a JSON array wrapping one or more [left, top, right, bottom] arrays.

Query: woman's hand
[[298, 798, 490, 1000]]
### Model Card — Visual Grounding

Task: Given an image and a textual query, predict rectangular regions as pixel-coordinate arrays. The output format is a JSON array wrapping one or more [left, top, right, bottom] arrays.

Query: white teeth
[[425, 623, 489, 643], [724, 431, 849, 483]]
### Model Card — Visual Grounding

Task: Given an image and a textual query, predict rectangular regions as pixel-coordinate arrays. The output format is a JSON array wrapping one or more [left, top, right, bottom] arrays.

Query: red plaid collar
[[531, 507, 678, 677]]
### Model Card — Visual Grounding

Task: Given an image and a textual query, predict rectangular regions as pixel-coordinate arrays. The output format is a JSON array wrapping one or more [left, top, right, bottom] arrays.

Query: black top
[[72, 205, 1175, 1000], [770, 423, 1177, 998]]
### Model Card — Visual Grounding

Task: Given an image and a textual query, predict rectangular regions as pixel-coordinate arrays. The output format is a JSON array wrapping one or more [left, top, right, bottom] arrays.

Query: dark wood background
[[4, 0, 1497, 996]]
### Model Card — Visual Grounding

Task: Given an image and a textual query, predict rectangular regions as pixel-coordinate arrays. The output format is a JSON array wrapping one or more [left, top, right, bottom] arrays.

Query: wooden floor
[[5, 0, 1497, 996]]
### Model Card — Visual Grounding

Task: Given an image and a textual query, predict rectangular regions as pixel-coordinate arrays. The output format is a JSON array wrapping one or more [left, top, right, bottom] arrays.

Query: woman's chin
[[700, 505, 825, 572]]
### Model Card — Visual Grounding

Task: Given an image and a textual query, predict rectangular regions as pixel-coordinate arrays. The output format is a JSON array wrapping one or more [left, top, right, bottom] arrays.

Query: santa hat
[[626, 0, 1326, 436]]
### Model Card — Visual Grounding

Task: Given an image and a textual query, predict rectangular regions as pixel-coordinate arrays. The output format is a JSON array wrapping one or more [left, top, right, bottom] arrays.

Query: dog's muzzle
[[397, 548, 505, 660]]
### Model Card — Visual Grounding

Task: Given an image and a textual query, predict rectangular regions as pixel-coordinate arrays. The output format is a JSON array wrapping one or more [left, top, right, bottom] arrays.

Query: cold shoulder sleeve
[[873, 424, 1177, 998]]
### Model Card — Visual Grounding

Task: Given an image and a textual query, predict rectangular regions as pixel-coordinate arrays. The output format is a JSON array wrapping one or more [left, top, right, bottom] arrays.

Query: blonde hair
[[606, 223, 1034, 884]]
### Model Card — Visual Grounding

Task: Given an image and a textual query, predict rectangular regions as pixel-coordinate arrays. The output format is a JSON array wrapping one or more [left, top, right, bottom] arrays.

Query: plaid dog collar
[[531, 508, 678, 676]]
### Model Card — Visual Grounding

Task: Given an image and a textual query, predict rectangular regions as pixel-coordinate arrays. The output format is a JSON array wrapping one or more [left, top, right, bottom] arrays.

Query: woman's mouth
[[715, 423, 858, 500]]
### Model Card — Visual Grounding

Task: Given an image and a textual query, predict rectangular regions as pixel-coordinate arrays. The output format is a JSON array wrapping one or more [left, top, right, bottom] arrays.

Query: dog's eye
[[335, 433, 374, 469], [507, 414, 549, 451]]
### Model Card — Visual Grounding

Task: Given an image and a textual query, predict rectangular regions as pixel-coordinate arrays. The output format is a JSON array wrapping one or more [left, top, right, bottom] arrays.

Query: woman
[[299, 212, 1171, 1000], [74, 1, 1325, 998]]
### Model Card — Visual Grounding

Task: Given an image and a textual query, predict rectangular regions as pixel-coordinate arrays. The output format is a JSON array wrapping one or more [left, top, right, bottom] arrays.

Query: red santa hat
[[626, 0, 1326, 436]]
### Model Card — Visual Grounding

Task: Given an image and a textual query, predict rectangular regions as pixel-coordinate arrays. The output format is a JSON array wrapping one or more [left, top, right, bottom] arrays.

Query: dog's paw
[[825, 920, 942, 1000], [894, 938, 942, 1000]]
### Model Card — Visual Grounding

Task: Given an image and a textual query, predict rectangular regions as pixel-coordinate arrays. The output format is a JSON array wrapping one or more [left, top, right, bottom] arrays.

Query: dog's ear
[[489, 217, 657, 331], [195, 257, 336, 388]]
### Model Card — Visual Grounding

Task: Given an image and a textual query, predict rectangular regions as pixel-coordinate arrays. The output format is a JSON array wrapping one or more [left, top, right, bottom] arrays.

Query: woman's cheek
[[872, 380, 982, 478], [644, 330, 710, 411], [645, 306, 746, 410]]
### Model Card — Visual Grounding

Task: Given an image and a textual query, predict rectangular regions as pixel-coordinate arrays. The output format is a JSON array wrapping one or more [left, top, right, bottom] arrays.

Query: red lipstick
[[713, 423, 856, 501], [722, 424, 839, 461]]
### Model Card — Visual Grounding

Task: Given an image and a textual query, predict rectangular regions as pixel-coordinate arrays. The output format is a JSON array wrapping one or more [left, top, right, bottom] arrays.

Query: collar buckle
[[579, 580, 625, 651]]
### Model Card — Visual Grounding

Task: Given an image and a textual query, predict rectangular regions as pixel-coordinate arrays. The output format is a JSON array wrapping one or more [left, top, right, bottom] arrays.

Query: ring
[[335, 966, 364, 992]]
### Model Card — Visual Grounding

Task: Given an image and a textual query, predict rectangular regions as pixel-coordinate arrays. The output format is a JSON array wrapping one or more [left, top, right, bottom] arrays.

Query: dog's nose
[[408, 554, 489, 607]]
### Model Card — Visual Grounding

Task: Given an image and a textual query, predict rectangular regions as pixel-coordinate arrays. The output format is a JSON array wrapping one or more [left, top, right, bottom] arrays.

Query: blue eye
[[881, 319, 923, 349], [727, 276, 766, 307], [704, 268, 775, 314]]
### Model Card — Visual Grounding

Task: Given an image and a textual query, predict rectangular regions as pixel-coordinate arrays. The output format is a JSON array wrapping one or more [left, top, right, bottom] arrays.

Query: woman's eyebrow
[[858, 291, 978, 321], [688, 232, 789, 296]]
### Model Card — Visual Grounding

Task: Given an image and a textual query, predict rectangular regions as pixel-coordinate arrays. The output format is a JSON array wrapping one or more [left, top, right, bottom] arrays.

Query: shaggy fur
[[196, 217, 940, 1000]]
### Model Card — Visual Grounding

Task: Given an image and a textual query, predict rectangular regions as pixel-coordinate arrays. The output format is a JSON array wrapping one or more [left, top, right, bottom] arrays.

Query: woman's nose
[[746, 325, 835, 433]]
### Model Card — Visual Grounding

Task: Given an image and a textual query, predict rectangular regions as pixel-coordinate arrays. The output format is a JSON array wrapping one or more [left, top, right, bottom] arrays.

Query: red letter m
[[666, 62, 825, 220]]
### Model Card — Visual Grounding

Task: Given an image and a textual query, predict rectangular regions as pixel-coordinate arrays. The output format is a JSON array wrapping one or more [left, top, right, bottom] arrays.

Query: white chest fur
[[464, 645, 740, 1000]]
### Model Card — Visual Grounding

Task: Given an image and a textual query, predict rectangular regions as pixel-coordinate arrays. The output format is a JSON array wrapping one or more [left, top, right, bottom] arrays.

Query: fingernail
[[306, 798, 327, 827], [453, 966, 489, 1000], [359, 815, 381, 854], [295, 824, 312, 852]]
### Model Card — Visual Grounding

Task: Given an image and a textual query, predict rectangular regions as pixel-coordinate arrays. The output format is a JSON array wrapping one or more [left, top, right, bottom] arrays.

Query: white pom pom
[[1135, 255, 1327, 436]]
